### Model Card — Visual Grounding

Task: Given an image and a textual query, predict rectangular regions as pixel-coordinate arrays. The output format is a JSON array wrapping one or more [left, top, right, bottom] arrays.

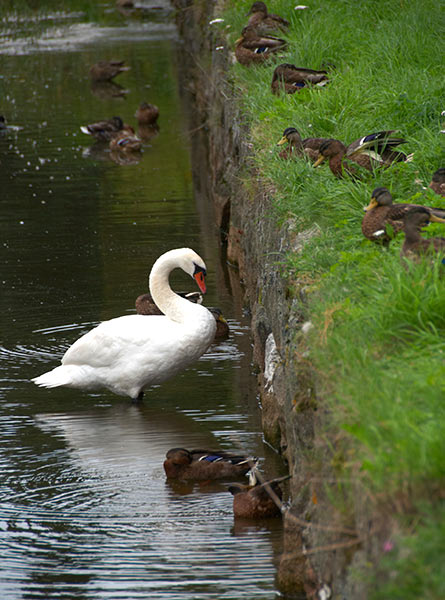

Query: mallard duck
[[247, 1, 289, 33], [109, 130, 142, 152], [276, 127, 330, 161], [400, 207, 445, 260], [80, 116, 130, 142], [271, 63, 328, 95], [429, 168, 445, 197], [207, 307, 230, 340], [314, 131, 412, 178], [135, 102, 159, 126], [32, 248, 216, 402], [89, 60, 130, 82], [362, 187, 445, 245], [234, 26, 287, 66], [228, 473, 289, 519], [135, 291, 202, 315], [135, 292, 229, 340], [163, 448, 257, 480]]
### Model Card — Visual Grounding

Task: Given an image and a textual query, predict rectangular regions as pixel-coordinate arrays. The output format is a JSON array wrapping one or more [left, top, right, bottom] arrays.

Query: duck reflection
[[90, 80, 129, 100]]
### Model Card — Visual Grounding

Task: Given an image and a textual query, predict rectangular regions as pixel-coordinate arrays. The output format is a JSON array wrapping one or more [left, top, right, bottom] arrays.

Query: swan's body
[[32, 248, 216, 401]]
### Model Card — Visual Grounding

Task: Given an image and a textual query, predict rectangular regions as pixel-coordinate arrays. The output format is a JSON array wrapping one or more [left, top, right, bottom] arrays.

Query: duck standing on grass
[[234, 25, 287, 66], [314, 131, 412, 178], [32, 248, 216, 402], [163, 448, 258, 480], [400, 207, 445, 262], [361, 187, 445, 246], [429, 168, 445, 197], [276, 127, 330, 161]]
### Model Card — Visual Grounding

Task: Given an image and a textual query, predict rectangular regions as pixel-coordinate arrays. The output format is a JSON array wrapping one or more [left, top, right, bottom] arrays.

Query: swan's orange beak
[[194, 271, 207, 294]]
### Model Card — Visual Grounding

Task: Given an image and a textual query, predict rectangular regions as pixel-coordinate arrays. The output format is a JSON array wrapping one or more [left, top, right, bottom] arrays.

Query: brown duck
[[80, 116, 129, 142], [400, 207, 445, 260], [228, 473, 289, 519], [362, 187, 445, 246], [247, 1, 289, 33], [135, 102, 159, 126], [163, 448, 257, 481], [135, 292, 229, 340], [89, 60, 130, 82], [276, 127, 329, 161], [429, 168, 445, 197], [109, 130, 142, 153], [234, 25, 287, 66], [314, 131, 412, 178], [135, 291, 202, 315], [271, 63, 328, 95]]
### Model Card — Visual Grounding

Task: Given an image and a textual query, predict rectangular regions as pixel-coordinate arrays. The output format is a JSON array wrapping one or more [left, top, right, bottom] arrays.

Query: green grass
[[220, 0, 445, 595]]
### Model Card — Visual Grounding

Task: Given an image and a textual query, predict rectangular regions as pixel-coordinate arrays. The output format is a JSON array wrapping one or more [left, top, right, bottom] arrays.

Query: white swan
[[32, 248, 217, 401]]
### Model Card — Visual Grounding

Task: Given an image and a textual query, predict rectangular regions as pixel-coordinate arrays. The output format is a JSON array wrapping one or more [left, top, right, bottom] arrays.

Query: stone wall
[[172, 1, 374, 597]]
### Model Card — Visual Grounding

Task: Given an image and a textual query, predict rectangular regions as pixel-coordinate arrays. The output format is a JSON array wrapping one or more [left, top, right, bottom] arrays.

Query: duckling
[[276, 127, 330, 161], [314, 131, 411, 178], [400, 207, 445, 261], [247, 1, 289, 33], [89, 60, 130, 82], [80, 116, 128, 142], [109, 129, 142, 152], [271, 63, 329, 95], [429, 168, 445, 197], [135, 102, 159, 126], [234, 25, 287, 66], [228, 473, 290, 519], [362, 187, 445, 246], [163, 448, 257, 481]]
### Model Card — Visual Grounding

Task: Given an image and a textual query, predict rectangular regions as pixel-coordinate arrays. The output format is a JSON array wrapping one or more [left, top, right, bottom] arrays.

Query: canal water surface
[[0, 2, 287, 599]]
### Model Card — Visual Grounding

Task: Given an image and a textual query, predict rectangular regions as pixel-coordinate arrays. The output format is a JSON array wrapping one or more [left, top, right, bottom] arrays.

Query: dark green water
[[0, 2, 286, 599]]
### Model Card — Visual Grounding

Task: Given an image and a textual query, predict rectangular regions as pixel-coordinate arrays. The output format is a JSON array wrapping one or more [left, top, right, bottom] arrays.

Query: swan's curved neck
[[148, 251, 192, 323]]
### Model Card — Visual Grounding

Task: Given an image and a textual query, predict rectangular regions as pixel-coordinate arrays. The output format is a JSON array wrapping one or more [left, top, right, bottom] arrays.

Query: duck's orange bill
[[194, 271, 207, 294]]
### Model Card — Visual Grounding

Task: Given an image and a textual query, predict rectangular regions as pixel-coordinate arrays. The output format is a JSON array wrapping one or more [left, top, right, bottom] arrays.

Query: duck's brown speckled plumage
[[89, 60, 130, 82], [135, 293, 229, 340], [271, 63, 328, 95], [400, 207, 445, 260], [314, 131, 411, 178], [234, 25, 287, 66], [277, 127, 330, 161], [135, 102, 159, 126], [80, 116, 130, 142], [247, 1, 289, 33], [429, 168, 445, 197], [163, 448, 257, 481], [228, 474, 289, 519], [362, 187, 445, 246]]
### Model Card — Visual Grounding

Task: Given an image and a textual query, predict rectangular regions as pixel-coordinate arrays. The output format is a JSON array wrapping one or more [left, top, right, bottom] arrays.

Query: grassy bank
[[218, 0, 445, 596]]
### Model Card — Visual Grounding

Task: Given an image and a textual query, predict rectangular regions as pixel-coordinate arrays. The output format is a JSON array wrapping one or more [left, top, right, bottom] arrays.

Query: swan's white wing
[[61, 315, 174, 368]]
